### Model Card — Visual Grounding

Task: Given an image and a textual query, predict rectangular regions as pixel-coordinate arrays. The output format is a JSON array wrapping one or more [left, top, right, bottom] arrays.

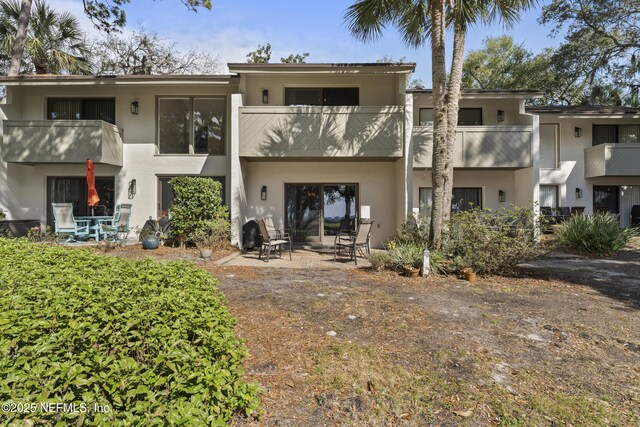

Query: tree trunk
[[443, 23, 466, 224], [428, 0, 449, 250], [7, 0, 32, 76]]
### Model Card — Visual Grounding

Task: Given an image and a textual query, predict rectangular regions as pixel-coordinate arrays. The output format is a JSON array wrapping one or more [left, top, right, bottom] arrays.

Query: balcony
[[413, 125, 532, 168], [2, 120, 123, 166], [584, 143, 640, 178], [238, 106, 404, 158]]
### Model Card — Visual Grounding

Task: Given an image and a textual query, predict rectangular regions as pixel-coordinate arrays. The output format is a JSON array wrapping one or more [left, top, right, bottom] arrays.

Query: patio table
[[75, 216, 112, 241]]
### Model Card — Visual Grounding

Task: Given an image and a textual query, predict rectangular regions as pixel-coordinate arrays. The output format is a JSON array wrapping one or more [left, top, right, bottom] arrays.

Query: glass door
[[593, 186, 620, 215], [46, 177, 115, 227], [285, 183, 358, 245], [285, 184, 321, 242]]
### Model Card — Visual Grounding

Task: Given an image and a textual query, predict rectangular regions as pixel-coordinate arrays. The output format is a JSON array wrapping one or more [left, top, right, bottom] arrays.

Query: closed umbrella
[[86, 159, 100, 215]]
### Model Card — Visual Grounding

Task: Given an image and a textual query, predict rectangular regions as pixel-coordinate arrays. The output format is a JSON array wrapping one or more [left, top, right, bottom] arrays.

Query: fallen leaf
[[453, 410, 473, 418]]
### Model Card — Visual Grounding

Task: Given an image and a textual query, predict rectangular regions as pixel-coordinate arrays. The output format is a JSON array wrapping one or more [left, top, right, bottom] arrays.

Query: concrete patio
[[215, 247, 372, 269]]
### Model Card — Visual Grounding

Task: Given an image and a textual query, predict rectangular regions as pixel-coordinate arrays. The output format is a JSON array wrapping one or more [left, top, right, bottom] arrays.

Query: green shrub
[[169, 177, 229, 246], [191, 218, 231, 250], [443, 206, 543, 276], [557, 212, 638, 256], [393, 213, 430, 247], [0, 239, 259, 425]]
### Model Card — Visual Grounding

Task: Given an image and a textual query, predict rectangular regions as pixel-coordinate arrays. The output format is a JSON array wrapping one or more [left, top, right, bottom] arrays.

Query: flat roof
[[0, 74, 238, 86], [228, 62, 416, 74], [408, 88, 545, 98], [526, 105, 640, 115]]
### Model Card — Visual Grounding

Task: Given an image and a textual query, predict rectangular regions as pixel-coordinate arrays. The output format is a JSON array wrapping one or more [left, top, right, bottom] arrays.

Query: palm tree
[[1, 0, 90, 74], [344, 0, 536, 249]]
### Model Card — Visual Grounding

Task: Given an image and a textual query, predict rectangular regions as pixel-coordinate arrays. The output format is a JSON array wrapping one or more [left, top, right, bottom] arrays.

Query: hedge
[[0, 239, 258, 425]]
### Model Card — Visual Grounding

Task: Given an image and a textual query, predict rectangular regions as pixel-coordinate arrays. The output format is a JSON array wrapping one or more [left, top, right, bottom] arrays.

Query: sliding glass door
[[46, 177, 115, 227], [285, 183, 358, 244]]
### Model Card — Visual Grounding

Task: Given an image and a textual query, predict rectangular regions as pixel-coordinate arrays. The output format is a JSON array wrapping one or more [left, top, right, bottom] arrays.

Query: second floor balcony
[[412, 125, 533, 168], [238, 106, 404, 158], [584, 143, 640, 178], [2, 120, 123, 166]]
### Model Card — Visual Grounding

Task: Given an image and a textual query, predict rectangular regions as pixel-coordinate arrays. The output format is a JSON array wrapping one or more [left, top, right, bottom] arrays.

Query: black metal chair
[[334, 219, 374, 265]]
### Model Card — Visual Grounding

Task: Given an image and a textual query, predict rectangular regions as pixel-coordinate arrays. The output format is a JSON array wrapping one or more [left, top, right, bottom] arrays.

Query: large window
[[540, 124, 559, 169], [593, 125, 640, 145], [157, 176, 225, 218], [419, 187, 482, 214], [284, 88, 359, 106], [47, 98, 115, 124], [418, 108, 482, 126], [157, 96, 225, 155], [46, 176, 115, 227], [539, 185, 558, 208]]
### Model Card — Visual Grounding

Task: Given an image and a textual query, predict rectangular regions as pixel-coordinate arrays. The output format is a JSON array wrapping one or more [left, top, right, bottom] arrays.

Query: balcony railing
[[238, 106, 404, 158], [2, 120, 123, 166], [584, 143, 640, 178], [412, 125, 532, 168]]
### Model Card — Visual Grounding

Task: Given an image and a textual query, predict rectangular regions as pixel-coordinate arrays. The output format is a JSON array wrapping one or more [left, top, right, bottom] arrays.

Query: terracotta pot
[[404, 266, 420, 278], [200, 248, 213, 259], [463, 270, 476, 282]]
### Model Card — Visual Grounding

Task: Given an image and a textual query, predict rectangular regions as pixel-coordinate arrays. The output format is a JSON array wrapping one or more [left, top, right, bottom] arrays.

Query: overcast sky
[[56, 0, 562, 85]]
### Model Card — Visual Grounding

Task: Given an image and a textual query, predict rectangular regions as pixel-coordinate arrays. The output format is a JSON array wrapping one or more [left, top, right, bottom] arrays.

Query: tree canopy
[[246, 43, 311, 64]]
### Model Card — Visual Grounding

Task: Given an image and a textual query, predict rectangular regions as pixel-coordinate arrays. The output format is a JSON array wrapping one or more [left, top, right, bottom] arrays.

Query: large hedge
[[0, 239, 258, 425]]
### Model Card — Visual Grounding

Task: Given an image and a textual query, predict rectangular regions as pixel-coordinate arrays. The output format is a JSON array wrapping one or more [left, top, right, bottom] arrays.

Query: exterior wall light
[[497, 109, 505, 122], [498, 190, 506, 203], [130, 101, 139, 115], [261, 186, 267, 201], [128, 179, 137, 199], [262, 89, 269, 104], [574, 127, 582, 137], [575, 187, 583, 199]]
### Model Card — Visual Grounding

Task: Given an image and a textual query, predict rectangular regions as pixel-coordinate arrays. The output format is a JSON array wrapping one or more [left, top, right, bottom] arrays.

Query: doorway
[[46, 176, 115, 227], [285, 183, 358, 245]]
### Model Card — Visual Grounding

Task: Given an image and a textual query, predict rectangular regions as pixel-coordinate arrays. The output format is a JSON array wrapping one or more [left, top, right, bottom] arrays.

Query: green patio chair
[[51, 203, 90, 243], [99, 203, 132, 242]]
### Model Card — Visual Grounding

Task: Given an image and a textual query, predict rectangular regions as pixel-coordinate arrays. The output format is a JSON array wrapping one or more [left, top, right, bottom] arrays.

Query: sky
[[56, 0, 564, 85]]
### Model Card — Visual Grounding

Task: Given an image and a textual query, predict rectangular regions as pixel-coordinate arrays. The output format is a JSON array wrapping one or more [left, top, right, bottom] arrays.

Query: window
[[157, 96, 225, 155], [46, 176, 115, 227], [593, 125, 640, 145], [417, 108, 482, 126], [540, 124, 559, 169], [158, 176, 225, 218], [47, 98, 115, 124], [284, 88, 359, 106], [593, 186, 619, 214], [539, 185, 558, 208], [419, 187, 482, 214]]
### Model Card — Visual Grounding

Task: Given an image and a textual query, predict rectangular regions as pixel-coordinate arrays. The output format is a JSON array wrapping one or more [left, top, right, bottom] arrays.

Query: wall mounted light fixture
[[128, 179, 137, 199], [262, 89, 269, 104], [497, 109, 505, 122], [574, 127, 582, 137], [575, 187, 583, 199], [130, 101, 139, 115], [261, 186, 267, 201], [498, 190, 506, 203]]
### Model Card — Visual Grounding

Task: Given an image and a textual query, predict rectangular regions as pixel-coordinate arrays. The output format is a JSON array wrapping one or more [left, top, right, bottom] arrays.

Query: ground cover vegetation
[[370, 205, 545, 276], [0, 238, 259, 424], [557, 211, 640, 256]]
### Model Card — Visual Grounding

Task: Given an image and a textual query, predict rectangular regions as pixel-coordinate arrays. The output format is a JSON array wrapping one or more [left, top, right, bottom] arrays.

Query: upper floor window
[[540, 124, 559, 169], [157, 96, 225, 155], [285, 88, 359, 106], [593, 124, 640, 145], [47, 98, 115, 124], [418, 107, 483, 126]]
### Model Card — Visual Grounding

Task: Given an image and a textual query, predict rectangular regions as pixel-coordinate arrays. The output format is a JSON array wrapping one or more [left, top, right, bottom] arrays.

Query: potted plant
[[462, 267, 476, 283], [138, 223, 162, 250], [191, 224, 221, 259]]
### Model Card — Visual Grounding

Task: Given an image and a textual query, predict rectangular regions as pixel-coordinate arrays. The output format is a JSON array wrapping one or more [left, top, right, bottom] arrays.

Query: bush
[[393, 213, 430, 247], [169, 177, 229, 247], [191, 218, 231, 250], [0, 239, 259, 425], [557, 212, 638, 256], [442, 206, 543, 276]]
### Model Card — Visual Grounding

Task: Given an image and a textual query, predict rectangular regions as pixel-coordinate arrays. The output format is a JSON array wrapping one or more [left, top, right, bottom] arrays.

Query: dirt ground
[[106, 241, 640, 426]]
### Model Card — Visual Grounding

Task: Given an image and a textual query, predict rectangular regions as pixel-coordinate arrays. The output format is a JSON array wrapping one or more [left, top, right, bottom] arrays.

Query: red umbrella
[[86, 159, 100, 212]]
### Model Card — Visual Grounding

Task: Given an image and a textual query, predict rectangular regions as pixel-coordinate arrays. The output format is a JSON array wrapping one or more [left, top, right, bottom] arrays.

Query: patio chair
[[555, 206, 571, 223], [257, 218, 291, 262], [51, 203, 90, 243], [334, 219, 374, 265], [98, 204, 132, 242]]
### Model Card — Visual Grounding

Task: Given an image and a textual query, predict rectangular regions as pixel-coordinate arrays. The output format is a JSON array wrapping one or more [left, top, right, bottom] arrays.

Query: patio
[[215, 247, 372, 269]]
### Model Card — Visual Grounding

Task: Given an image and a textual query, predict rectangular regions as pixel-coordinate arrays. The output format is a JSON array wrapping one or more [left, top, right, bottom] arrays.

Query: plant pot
[[463, 270, 476, 283], [199, 248, 213, 259], [142, 237, 160, 250], [404, 266, 420, 278]]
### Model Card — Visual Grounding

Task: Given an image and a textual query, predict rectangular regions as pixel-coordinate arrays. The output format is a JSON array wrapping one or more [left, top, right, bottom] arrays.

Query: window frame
[[157, 175, 226, 219], [46, 97, 116, 124], [284, 87, 359, 106], [592, 124, 640, 145], [419, 187, 483, 214], [540, 123, 560, 169], [156, 95, 226, 156]]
